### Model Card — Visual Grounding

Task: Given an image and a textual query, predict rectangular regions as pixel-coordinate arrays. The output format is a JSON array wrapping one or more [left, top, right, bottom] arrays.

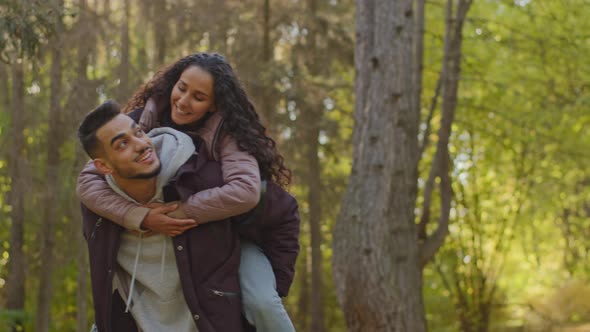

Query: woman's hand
[[140, 202, 197, 237]]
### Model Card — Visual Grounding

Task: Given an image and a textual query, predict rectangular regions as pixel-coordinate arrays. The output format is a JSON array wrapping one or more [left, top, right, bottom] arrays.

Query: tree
[[35, 1, 64, 330], [332, 0, 426, 330], [5, 59, 26, 332]]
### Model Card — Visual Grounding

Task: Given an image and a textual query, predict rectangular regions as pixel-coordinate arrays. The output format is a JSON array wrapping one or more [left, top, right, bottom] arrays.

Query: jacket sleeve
[[260, 184, 301, 297], [76, 161, 150, 231], [179, 133, 261, 223]]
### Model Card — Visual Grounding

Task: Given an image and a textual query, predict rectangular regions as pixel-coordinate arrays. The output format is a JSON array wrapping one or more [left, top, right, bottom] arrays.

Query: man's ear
[[93, 158, 114, 175]]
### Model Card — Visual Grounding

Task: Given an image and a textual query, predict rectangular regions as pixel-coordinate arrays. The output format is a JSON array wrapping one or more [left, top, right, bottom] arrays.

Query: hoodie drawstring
[[124, 233, 169, 313], [160, 237, 166, 280], [125, 233, 143, 312]]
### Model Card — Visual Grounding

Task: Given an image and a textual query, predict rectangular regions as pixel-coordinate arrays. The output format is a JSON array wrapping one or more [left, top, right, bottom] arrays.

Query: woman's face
[[170, 65, 216, 125]]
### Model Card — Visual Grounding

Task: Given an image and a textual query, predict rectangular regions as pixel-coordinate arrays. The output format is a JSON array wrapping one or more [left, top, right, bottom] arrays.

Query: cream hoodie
[[108, 127, 197, 332]]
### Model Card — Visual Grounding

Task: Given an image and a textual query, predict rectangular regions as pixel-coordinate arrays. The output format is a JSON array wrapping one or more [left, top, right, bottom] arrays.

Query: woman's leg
[[239, 240, 296, 332]]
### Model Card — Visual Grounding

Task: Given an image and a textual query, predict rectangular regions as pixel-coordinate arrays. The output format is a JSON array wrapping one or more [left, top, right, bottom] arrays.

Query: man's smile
[[135, 147, 155, 164]]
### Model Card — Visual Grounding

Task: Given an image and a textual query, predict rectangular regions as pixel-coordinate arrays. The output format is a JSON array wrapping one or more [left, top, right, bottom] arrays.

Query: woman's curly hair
[[123, 53, 292, 187]]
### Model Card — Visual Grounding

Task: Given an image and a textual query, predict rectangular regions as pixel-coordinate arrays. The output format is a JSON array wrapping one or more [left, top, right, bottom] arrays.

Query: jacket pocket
[[198, 285, 243, 331]]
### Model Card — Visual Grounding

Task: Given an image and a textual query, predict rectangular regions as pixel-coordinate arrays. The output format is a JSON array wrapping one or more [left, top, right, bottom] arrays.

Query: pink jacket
[[76, 109, 261, 230]]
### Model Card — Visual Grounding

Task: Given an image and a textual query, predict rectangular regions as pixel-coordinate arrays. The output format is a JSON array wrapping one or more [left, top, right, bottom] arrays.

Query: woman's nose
[[178, 93, 189, 107]]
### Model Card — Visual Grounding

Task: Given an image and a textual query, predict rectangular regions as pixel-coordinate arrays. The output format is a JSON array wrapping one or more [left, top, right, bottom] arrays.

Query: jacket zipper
[[210, 289, 239, 297], [90, 218, 103, 239]]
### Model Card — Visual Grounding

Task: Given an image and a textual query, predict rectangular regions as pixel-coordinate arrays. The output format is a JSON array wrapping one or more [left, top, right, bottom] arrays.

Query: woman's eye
[[135, 129, 144, 137], [178, 85, 186, 92]]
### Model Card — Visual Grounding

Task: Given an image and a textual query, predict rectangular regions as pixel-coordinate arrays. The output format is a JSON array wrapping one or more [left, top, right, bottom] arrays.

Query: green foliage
[[0, 0, 64, 62], [0, 309, 30, 331], [419, 0, 590, 330]]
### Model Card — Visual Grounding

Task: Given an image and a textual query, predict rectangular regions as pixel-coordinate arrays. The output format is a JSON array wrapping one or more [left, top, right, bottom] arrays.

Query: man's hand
[[141, 203, 197, 237]]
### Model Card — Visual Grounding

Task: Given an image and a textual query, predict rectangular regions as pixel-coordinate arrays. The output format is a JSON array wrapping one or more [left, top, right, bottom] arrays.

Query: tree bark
[[6, 59, 26, 332], [332, 0, 426, 330], [414, 0, 425, 116]]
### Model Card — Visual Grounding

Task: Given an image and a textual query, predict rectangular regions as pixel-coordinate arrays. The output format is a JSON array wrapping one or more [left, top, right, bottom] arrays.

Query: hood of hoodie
[[106, 127, 196, 202]]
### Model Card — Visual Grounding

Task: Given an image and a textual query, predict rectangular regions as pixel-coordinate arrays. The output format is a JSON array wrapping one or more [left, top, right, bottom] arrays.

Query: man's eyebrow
[[110, 133, 126, 146], [110, 122, 135, 146]]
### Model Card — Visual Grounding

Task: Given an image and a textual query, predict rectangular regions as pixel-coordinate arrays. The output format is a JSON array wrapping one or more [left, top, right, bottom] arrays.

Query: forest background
[[0, 0, 589, 331]]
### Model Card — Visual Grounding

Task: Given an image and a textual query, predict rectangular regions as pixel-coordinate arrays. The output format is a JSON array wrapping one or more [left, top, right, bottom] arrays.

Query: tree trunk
[[414, 0, 425, 113], [332, 0, 426, 330], [153, 0, 167, 67], [305, 111, 324, 332], [418, 0, 472, 266], [256, 0, 276, 127], [117, 0, 131, 101], [302, 1, 326, 330], [296, 249, 309, 331], [103, 0, 110, 15], [35, 17, 64, 330], [6, 60, 26, 332], [74, 1, 94, 329], [76, 232, 89, 332]]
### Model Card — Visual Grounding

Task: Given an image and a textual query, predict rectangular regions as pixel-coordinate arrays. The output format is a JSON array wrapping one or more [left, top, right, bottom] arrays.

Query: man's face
[[94, 114, 161, 179]]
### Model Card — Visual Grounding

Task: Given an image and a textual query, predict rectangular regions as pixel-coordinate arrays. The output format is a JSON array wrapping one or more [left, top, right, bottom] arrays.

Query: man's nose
[[132, 136, 150, 150]]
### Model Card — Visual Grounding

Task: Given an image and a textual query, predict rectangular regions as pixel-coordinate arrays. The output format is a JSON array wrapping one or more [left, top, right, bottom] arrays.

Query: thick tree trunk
[[332, 0, 426, 331], [6, 60, 26, 332], [35, 20, 64, 330]]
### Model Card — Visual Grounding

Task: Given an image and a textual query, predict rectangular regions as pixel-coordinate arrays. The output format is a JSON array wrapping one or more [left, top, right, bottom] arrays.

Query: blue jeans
[[239, 241, 296, 332]]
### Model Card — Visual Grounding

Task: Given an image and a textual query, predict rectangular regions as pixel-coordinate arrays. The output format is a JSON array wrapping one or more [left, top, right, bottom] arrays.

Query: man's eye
[[118, 141, 128, 148]]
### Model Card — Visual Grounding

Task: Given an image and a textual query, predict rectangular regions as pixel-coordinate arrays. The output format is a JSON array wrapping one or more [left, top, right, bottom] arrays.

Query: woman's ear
[[93, 158, 114, 175]]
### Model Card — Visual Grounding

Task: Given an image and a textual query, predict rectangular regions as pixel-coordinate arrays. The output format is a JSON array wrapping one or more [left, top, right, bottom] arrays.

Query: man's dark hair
[[78, 100, 121, 158]]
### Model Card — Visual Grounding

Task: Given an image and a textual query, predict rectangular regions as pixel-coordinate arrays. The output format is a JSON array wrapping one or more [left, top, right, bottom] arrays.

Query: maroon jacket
[[82, 147, 244, 332], [82, 117, 300, 331], [174, 150, 301, 297]]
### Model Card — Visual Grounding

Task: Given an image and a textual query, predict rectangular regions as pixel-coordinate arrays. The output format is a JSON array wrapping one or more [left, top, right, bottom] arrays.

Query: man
[[79, 100, 244, 331], [78, 101, 300, 332]]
